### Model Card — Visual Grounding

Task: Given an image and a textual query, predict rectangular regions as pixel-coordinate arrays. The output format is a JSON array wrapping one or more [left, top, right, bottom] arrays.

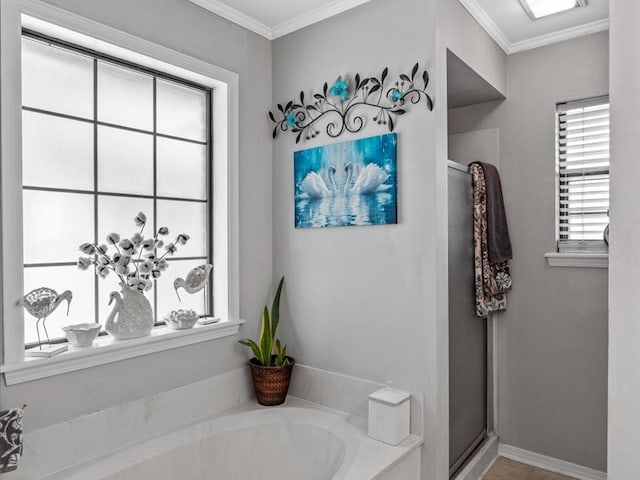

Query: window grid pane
[[557, 96, 610, 253], [22, 36, 94, 119], [22, 110, 94, 190], [21, 31, 212, 347]]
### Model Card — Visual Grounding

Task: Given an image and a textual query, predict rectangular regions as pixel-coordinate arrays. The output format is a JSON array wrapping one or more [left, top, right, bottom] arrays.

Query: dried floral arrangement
[[269, 62, 433, 144], [77, 212, 189, 293]]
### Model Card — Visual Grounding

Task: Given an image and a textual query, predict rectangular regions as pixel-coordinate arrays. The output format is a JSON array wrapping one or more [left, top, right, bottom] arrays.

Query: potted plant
[[239, 276, 294, 406]]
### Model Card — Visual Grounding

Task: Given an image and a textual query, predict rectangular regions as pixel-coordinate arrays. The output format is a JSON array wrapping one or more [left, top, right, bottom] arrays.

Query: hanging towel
[[0, 408, 24, 473], [478, 162, 513, 264], [470, 163, 513, 318]]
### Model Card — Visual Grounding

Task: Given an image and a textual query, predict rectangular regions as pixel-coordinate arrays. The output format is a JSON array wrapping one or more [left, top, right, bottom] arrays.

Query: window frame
[[21, 30, 215, 348], [1, 0, 241, 372], [554, 95, 610, 255]]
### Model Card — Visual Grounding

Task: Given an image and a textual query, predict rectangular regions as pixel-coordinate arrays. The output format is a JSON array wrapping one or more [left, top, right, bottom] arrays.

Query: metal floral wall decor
[[269, 62, 433, 144]]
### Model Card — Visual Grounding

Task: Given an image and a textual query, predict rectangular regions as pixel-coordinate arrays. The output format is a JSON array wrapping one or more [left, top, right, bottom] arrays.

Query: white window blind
[[556, 96, 610, 253]]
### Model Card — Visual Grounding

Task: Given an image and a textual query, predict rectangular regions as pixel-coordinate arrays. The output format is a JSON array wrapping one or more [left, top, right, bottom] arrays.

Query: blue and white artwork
[[294, 133, 397, 228]]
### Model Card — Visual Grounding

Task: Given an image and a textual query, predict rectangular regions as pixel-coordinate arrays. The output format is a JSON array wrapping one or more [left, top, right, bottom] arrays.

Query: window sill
[[1, 319, 244, 385], [545, 252, 608, 268]]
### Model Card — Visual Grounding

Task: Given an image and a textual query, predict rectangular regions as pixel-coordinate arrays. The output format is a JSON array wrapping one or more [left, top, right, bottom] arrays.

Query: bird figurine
[[16, 287, 72, 349], [173, 264, 213, 303]]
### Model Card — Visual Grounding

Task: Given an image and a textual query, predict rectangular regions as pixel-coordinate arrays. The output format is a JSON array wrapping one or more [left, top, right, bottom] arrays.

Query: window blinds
[[557, 96, 610, 253]]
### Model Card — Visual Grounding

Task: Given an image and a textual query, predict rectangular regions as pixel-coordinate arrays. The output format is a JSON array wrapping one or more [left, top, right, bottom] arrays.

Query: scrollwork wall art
[[269, 62, 434, 144]]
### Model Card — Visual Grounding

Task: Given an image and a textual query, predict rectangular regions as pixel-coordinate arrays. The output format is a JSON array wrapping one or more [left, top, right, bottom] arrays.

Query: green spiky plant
[[239, 276, 290, 366]]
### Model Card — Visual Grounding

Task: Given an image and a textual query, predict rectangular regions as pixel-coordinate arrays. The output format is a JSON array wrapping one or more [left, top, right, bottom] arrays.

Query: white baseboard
[[498, 444, 607, 480], [454, 434, 499, 480]]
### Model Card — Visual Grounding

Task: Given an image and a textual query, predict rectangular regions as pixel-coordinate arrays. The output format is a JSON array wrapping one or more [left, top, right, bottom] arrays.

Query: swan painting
[[294, 133, 397, 228], [344, 162, 392, 195], [299, 167, 337, 198]]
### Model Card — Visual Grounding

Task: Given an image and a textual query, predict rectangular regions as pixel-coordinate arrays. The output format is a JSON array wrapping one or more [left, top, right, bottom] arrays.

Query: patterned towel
[[0, 408, 24, 473], [470, 163, 512, 318]]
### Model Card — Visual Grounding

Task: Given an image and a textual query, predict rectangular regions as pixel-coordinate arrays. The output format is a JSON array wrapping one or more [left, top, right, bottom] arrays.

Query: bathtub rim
[[41, 398, 422, 480]]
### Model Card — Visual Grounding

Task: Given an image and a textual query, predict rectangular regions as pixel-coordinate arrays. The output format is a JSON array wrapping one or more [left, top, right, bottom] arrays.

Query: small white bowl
[[63, 323, 101, 347], [165, 309, 199, 330]]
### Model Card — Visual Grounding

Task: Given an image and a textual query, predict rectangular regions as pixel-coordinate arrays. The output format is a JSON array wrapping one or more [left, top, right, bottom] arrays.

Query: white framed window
[[21, 31, 214, 348], [556, 96, 610, 254], [1, 0, 241, 381]]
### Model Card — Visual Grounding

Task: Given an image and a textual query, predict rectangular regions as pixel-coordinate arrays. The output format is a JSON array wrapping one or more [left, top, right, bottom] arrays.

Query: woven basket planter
[[249, 356, 295, 406]]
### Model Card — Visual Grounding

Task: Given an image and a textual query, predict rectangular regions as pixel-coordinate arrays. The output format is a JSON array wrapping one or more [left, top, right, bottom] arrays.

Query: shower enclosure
[[448, 160, 487, 477], [446, 48, 503, 477]]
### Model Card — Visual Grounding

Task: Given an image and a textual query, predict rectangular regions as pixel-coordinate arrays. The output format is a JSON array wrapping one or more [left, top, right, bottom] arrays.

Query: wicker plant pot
[[249, 356, 295, 406]]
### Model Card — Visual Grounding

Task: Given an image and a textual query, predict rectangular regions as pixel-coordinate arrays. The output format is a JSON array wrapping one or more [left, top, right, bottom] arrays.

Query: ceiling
[[188, 0, 372, 40], [189, 0, 608, 53], [459, 0, 609, 54]]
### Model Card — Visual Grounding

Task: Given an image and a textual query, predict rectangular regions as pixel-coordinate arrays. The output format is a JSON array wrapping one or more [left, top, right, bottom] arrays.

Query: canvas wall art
[[294, 133, 397, 228]]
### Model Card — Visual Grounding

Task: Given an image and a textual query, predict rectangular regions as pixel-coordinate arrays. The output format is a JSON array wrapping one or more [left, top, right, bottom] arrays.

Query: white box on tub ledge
[[368, 384, 411, 445]]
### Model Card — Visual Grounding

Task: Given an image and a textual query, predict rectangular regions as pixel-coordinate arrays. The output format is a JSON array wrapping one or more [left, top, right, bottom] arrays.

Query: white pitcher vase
[[104, 283, 154, 340]]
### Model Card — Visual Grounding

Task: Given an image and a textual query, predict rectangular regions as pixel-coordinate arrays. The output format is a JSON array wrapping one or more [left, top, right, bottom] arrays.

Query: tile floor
[[482, 457, 577, 480]]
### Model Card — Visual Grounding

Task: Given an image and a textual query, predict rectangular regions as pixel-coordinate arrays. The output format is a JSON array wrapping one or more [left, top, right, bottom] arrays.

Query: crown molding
[[457, 0, 608, 55], [189, 0, 273, 39], [189, 0, 372, 41], [271, 0, 372, 39], [509, 18, 609, 53], [457, 0, 511, 53]]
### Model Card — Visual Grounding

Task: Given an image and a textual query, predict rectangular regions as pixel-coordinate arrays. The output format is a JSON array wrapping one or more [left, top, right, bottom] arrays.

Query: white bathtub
[[47, 402, 422, 480]]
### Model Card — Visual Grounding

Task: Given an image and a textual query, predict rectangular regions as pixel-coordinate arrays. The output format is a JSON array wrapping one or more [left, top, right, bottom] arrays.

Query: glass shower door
[[448, 163, 487, 477]]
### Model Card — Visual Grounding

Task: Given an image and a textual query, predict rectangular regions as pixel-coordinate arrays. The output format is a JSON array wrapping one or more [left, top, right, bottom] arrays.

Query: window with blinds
[[556, 96, 610, 253]]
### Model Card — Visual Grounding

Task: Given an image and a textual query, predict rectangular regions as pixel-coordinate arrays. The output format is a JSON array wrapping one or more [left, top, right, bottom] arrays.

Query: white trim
[[0, 0, 241, 365], [187, 0, 372, 40], [545, 252, 609, 268], [19, 8, 237, 88], [456, 0, 608, 55], [270, 0, 372, 39], [456, 0, 511, 53], [188, 0, 272, 39], [489, 312, 499, 434], [453, 434, 498, 480], [0, 0, 26, 365], [498, 444, 607, 480], [1, 320, 244, 385], [510, 18, 610, 54]]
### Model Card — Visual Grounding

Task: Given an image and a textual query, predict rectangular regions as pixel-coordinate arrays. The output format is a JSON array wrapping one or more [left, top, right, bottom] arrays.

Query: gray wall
[[438, 0, 507, 98], [0, 0, 273, 432], [448, 31, 609, 471], [607, 1, 640, 478], [272, 1, 507, 478], [272, 1, 442, 478]]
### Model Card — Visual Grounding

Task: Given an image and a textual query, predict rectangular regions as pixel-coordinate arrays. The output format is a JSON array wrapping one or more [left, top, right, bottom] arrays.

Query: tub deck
[[43, 397, 422, 480]]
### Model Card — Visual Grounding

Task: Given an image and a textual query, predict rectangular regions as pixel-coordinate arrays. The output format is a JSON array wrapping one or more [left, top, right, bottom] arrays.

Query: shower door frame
[[447, 159, 499, 479]]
